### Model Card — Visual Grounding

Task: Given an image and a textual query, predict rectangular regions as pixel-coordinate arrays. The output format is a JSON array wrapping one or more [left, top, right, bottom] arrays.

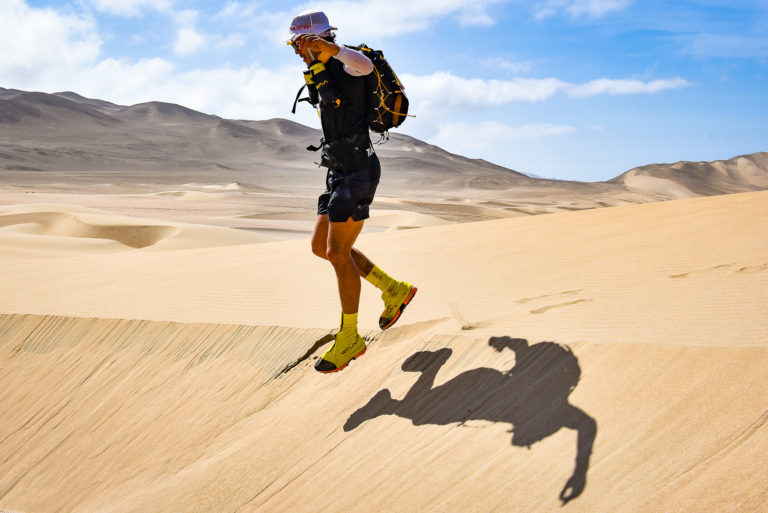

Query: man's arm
[[293, 34, 373, 76], [335, 46, 374, 76]]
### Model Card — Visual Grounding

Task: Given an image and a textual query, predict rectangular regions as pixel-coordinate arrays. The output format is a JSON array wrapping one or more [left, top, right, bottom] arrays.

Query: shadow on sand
[[344, 336, 597, 505]]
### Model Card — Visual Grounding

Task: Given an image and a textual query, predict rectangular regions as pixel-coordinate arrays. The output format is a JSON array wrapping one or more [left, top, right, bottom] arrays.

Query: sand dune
[[1, 190, 767, 512], [3, 192, 766, 340], [2, 314, 766, 513], [611, 152, 768, 197], [0, 204, 274, 256], [0, 211, 178, 249]]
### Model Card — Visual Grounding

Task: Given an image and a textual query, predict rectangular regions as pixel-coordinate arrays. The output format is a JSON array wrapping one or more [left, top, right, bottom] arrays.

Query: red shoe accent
[[380, 286, 418, 330], [316, 346, 367, 374]]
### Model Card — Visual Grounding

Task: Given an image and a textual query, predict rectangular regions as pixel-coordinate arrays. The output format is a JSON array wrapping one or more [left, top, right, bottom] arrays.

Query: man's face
[[290, 34, 315, 65], [293, 42, 313, 65], [291, 32, 333, 65]]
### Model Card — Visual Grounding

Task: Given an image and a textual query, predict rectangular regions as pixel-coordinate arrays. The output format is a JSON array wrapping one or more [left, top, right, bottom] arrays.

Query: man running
[[288, 11, 417, 373]]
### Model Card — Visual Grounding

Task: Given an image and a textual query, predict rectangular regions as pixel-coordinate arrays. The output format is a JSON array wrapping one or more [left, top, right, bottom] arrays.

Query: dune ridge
[[0, 211, 178, 249], [613, 152, 768, 197], [0, 204, 276, 256], [1, 312, 767, 513]]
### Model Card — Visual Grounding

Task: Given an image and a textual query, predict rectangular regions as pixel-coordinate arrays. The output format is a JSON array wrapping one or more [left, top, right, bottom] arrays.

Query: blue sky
[[2, 0, 767, 181]]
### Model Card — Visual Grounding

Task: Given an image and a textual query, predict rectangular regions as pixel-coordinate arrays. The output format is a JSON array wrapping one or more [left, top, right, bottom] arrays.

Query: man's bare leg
[[313, 215, 369, 373], [326, 217, 365, 313], [311, 213, 417, 333], [312, 214, 374, 278]]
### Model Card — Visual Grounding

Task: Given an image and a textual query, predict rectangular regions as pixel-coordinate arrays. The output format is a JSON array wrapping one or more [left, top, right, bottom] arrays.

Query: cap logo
[[288, 11, 334, 37]]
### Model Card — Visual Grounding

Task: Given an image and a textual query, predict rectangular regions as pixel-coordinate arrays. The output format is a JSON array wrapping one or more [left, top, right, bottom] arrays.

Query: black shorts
[[318, 151, 381, 222]]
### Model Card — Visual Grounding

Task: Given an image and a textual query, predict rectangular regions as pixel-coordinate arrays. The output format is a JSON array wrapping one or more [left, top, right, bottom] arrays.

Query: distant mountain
[[1, 88, 766, 202], [0, 89, 120, 125], [118, 101, 215, 124], [0, 88, 538, 193], [609, 153, 768, 198]]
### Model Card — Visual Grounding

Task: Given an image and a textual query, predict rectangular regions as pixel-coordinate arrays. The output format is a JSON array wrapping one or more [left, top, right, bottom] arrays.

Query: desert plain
[[0, 89, 767, 512]]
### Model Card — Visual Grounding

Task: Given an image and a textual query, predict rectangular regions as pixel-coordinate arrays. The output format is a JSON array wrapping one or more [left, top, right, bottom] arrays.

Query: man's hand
[[292, 34, 339, 64]]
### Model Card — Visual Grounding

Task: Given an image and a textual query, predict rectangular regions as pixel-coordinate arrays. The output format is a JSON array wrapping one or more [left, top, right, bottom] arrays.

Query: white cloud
[[403, 71, 690, 112], [0, 0, 101, 87], [173, 27, 206, 56], [567, 77, 692, 96], [431, 121, 576, 152], [87, 57, 176, 99], [89, 0, 174, 17], [215, 1, 260, 21], [403, 72, 564, 111], [170, 66, 305, 121], [0, 1, 303, 122], [292, 0, 506, 39], [456, 4, 495, 27], [172, 10, 206, 57], [217, 33, 249, 51], [481, 57, 535, 75], [174, 9, 198, 26], [688, 33, 768, 59], [61, 57, 308, 123], [209, 3, 289, 46], [569, 0, 631, 17], [210, 1, 506, 46], [534, 0, 632, 20]]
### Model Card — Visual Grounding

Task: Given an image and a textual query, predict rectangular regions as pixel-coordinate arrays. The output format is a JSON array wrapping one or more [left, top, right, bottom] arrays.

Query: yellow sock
[[364, 265, 396, 291], [339, 311, 358, 333]]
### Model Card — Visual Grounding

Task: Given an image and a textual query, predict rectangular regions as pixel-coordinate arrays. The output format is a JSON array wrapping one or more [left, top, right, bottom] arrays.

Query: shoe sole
[[317, 346, 367, 374], [380, 286, 418, 330]]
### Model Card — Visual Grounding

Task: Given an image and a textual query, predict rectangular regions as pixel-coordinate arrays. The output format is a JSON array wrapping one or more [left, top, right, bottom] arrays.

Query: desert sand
[[1, 89, 768, 513], [1, 189, 767, 513]]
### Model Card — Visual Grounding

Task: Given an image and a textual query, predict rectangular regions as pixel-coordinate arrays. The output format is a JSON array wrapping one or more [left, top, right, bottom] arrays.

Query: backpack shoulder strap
[[291, 84, 307, 115]]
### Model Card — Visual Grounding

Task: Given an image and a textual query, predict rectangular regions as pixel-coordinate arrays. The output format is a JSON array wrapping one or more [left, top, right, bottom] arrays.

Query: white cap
[[288, 11, 337, 40]]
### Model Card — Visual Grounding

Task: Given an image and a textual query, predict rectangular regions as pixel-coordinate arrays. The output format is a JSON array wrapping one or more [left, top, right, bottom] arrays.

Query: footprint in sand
[[669, 263, 737, 279], [516, 290, 583, 305], [515, 290, 592, 315], [670, 263, 768, 278], [530, 299, 593, 315], [736, 263, 768, 274], [452, 290, 593, 327]]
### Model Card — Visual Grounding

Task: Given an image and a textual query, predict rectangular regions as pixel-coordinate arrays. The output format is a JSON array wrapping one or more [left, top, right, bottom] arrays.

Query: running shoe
[[379, 282, 418, 330], [315, 331, 367, 373]]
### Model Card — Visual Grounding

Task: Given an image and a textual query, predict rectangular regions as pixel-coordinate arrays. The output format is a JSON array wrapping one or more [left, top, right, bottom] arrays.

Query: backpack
[[349, 44, 411, 133], [292, 44, 411, 135]]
